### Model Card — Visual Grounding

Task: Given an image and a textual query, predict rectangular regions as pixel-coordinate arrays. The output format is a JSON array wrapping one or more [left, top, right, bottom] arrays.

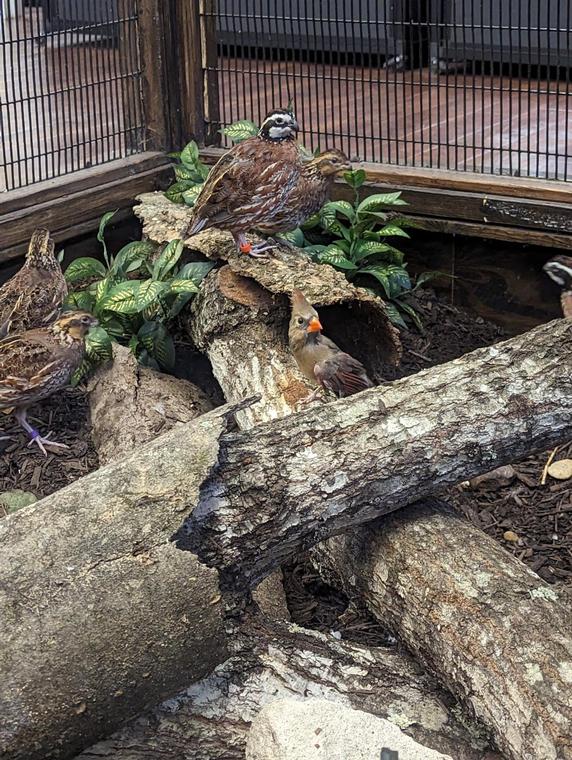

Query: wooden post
[[137, 0, 170, 151], [201, 0, 221, 145]]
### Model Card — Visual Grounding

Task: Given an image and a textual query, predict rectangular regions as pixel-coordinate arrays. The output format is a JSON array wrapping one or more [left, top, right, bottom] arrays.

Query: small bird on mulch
[[0, 310, 98, 455], [0, 227, 68, 338], [256, 148, 351, 240], [543, 255, 572, 318], [288, 289, 373, 403], [182, 109, 304, 258]]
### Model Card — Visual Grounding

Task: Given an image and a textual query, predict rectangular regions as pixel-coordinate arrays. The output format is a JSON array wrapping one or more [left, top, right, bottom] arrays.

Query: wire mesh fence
[[0, 0, 145, 192], [213, 0, 572, 180]]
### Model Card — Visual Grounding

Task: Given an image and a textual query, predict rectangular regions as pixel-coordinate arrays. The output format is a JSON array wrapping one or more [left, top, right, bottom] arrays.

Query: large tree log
[[311, 500, 572, 760], [88, 343, 214, 465], [175, 316, 572, 588], [0, 404, 249, 760], [77, 619, 498, 760]]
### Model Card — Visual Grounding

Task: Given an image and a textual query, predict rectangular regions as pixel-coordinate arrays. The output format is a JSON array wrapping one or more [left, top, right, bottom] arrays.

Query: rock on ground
[[246, 698, 453, 760]]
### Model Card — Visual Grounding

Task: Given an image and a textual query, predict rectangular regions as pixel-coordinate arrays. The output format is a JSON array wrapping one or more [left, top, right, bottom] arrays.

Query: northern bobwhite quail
[[0, 227, 68, 337], [256, 149, 351, 238], [0, 310, 98, 455], [183, 109, 302, 257], [289, 289, 373, 402], [543, 255, 572, 318]]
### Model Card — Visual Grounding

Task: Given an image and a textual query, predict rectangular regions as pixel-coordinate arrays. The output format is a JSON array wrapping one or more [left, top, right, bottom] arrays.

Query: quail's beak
[[307, 316, 322, 333], [292, 118, 299, 132]]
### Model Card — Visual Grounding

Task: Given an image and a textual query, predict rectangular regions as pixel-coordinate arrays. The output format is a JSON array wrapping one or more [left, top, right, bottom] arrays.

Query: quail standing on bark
[[543, 255, 572, 318]]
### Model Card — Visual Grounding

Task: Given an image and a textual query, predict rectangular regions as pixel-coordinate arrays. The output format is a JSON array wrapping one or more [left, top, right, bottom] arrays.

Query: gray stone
[[246, 698, 453, 760]]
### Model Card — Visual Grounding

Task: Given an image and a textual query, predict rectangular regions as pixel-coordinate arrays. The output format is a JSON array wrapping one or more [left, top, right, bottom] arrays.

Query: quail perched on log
[[256, 148, 351, 239], [182, 109, 304, 258], [0, 227, 67, 338], [289, 289, 373, 402], [543, 255, 572, 318], [0, 310, 98, 455]]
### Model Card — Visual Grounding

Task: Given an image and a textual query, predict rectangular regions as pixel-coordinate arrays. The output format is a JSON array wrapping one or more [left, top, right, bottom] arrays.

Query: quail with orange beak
[[289, 289, 373, 403], [543, 255, 572, 318]]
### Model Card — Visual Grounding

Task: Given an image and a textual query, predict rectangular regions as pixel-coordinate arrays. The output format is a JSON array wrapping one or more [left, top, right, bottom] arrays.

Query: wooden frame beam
[[0, 152, 172, 264]]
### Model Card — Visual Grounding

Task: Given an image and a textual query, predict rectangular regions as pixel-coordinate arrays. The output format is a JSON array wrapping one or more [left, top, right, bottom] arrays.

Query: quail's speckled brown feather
[[183, 110, 304, 255], [0, 228, 67, 338], [0, 310, 97, 454], [289, 289, 373, 399], [543, 255, 572, 318], [256, 149, 351, 236]]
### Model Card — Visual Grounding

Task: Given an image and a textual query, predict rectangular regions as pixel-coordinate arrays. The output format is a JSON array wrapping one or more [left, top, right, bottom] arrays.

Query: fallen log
[[88, 343, 214, 465], [0, 404, 247, 760], [311, 500, 572, 760], [175, 316, 572, 588], [77, 619, 498, 760]]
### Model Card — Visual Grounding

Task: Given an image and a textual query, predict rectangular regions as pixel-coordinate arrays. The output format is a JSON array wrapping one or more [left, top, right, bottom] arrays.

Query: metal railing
[[0, 0, 145, 191], [212, 0, 572, 180]]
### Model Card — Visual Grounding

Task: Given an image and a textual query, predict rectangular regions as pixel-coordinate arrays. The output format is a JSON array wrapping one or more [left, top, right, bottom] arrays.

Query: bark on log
[[0, 404, 251, 760], [88, 343, 214, 465], [311, 500, 572, 760], [175, 317, 572, 588], [135, 192, 402, 378], [77, 619, 498, 760]]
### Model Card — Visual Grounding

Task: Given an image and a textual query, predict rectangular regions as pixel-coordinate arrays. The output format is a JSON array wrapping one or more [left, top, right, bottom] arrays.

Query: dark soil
[[0, 388, 98, 500]]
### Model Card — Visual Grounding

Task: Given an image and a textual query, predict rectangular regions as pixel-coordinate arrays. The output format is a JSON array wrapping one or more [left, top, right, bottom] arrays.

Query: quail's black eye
[[297, 317, 304, 325], [81, 316, 91, 324], [275, 117, 284, 125]]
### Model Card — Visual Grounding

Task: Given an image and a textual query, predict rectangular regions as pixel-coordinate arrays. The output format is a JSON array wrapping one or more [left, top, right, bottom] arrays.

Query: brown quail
[[543, 255, 572, 318]]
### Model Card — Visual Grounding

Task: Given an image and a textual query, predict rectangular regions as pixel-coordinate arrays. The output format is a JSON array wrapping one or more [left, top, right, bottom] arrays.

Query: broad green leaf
[[180, 141, 199, 168], [71, 358, 95, 386], [95, 275, 113, 303], [153, 240, 184, 281], [137, 349, 160, 370], [380, 224, 410, 238], [177, 261, 215, 285], [169, 293, 194, 319], [321, 200, 355, 221], [166, 278, 199, 295], [165, 182, 188, 204], [167, 151, 181, 160], [344, 169, 366, 188], [100, 315, 128, 339], [277, 228, 306, 247], [128, 334, 139, 352], [99, 281, 141, 314], [384, 302, 408, 329], [359, 265, 392, 297], [301, 212, 321, 230], [174, 165, 203, 183], [111, 241, 156, 275], [138, 321, 175, 370], [137, 279, 168, 310], [357, 192, 407, 215], [222, 119, 258, 143], [414, 270, 442, 289], [199, 163, 211, 180], [319, 246, 358, 270], [85, 326, 113, 363], [182, 184, 204, 206], [352, 241, 392, 262], [65, 257, 107, 284], [64, 289, 95, 312], [385, 263, 412, 295], [301, 244, 327, 257], [396, 299, 424, 331]]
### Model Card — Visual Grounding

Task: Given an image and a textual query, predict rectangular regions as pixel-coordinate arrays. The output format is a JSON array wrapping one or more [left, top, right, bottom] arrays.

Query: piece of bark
[[88, 343, 214, 465], [175, 317, 572, 588], [0, 404, 254, 760], [311, 499, 572, 760], [136, 192, 402, 378], [77, 619, 497, 760]]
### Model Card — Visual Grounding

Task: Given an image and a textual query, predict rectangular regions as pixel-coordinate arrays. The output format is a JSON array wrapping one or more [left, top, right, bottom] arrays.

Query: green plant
[[164, 141, 211, 207], [298, 170, 432, 330], [64, 212, 214, 380]]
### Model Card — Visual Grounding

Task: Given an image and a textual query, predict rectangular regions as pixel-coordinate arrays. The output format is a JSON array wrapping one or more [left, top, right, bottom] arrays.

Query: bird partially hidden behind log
[[0, 227, 67, 338], [289, 289, 374, 403], [0, 310, 98, 455], [181, 108, 350, 258], [543, 255, 572, 318]]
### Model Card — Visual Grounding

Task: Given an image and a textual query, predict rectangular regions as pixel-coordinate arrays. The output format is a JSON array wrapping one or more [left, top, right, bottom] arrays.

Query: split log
[[175, 316, 572, 588], [311, 500, 572, 760], [77, 619, 498, 760], [0, 404, 248, 760], [88, 343, 214, 465], [135, 191, 402, 380]]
